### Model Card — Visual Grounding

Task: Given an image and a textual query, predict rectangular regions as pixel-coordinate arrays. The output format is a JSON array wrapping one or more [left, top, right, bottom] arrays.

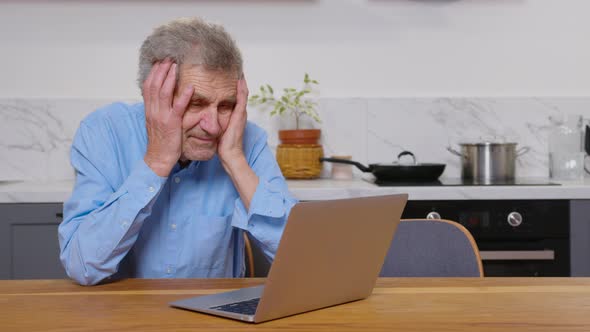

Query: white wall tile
[[0, 99, 105, 181], [2, 97, 590, 181]]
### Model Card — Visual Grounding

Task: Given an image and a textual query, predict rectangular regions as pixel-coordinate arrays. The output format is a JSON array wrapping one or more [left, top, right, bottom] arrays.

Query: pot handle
[[319, 157, 371, 172], [516, 146, 531, 157], [447, 146, 464, 157]]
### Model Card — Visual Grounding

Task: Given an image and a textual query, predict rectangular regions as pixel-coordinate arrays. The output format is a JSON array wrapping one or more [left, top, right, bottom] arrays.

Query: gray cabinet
[[0, 200, 588, 279], [570, 200, 590, 276], [0, 203, 66, 279]]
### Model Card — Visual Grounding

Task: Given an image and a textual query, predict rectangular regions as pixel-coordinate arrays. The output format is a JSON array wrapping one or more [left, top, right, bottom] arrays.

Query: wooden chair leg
[[243, 232, 255, 278]]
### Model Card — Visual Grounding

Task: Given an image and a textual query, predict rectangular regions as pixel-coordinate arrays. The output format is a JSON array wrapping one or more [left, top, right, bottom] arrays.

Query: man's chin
[[182, 149, 216, 161]]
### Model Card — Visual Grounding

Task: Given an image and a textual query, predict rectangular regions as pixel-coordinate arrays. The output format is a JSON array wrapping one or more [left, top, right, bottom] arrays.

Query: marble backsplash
[[1, 98, 589, 181]]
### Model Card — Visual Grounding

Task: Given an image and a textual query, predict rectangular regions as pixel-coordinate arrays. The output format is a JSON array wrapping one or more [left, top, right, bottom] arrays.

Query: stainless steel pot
[[447, 142, 530, 182]]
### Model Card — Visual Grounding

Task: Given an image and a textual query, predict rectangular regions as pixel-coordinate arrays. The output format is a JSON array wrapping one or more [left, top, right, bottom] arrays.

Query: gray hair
[[137, 17, 243, 90]]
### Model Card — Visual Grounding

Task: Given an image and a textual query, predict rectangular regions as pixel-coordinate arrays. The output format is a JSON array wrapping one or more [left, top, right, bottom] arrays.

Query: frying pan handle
[[447, 146, 464, 157], [319, 157, 371, 172]]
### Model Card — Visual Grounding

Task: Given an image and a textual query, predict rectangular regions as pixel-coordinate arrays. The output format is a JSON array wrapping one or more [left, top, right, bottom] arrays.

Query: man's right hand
[[143, 59, 194, 177]]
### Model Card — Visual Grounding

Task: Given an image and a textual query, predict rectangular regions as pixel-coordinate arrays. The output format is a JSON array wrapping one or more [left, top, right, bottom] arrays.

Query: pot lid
[[371, 151, 444, 167], [371, 162, 445, 167], [459, 135, 518, 146], [459, 141, 518, 147]]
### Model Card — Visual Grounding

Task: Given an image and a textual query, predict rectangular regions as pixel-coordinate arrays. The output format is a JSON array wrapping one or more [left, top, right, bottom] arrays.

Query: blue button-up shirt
[[58, 102, 297, 285]]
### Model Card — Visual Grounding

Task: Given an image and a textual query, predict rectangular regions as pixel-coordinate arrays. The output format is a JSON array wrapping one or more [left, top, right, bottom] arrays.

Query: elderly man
[[58, 17, 297, 285]]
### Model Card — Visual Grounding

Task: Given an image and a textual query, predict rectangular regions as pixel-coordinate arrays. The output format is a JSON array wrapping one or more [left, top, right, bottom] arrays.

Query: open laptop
[[170, 194, 408, 323]]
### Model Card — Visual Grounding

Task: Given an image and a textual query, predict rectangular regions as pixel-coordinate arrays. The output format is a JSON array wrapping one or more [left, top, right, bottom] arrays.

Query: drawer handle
[[56, 212, 63, 218], [480, 250, 555, 261]]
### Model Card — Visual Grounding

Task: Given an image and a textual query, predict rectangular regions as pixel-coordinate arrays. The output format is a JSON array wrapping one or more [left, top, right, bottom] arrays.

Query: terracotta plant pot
[[278, 129, 321, 145], [276, 129, 323, 179]]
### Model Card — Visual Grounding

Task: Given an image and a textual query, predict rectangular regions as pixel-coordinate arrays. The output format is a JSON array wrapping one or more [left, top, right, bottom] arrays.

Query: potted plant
[[248, 73, 321, 145], [249, 73, 323, 178]]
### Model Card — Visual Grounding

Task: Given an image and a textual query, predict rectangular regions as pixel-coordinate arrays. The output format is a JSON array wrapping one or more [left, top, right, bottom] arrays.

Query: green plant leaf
[[250, 73, 321, 125]]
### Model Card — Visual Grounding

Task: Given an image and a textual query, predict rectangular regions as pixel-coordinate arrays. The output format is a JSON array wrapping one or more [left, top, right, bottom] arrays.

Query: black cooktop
[[373, 178, 561, 187]]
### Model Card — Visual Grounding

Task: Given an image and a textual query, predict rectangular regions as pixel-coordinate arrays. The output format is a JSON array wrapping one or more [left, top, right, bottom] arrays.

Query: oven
[[402, 200, 570, 277]]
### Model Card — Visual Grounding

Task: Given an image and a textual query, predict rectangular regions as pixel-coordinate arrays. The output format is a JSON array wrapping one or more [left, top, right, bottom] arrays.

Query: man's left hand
[[218, 78, 248, 170]]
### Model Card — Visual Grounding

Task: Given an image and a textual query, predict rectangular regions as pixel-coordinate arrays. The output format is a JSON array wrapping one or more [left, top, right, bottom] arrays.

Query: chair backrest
[[380, 219, 484, 277], [243, 232, 273, 278]]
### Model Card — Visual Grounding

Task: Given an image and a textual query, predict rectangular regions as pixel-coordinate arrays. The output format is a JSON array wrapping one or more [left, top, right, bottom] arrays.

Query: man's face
[[175, 65, 237, 161]]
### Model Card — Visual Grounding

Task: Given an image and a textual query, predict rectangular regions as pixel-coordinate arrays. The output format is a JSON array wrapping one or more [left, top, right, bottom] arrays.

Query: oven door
[[477, 239, 569, 277], [402, 199, 570, 277]]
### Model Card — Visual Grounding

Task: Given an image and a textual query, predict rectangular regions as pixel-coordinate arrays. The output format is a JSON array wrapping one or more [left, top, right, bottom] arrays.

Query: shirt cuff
[[125, 159, 168, 206], [231, 179, 285, 230]]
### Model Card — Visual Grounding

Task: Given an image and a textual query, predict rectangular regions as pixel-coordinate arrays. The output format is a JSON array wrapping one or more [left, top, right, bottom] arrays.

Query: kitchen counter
[[0, 180, 75, 203], [288, 177, 590, 201], [1, 177, 590, 203]]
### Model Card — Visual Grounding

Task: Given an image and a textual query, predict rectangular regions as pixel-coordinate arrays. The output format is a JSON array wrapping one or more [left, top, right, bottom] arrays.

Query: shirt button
[[166, 267, 172, 274], [171, 224, 177, 230], [148, 186, 155, 192], [174, 177, 181, 184], [121, 220, 129, 227]]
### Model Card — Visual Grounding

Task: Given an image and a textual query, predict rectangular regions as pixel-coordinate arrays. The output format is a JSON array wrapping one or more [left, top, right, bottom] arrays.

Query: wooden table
[[1, 278, 590, 331]]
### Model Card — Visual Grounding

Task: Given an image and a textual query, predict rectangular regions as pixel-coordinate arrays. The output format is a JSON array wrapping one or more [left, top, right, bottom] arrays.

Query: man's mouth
[[192, 136, 215, 143]]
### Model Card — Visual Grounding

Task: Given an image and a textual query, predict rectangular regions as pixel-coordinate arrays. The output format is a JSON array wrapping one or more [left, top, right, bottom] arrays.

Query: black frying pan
[[320, 151, 446, 182]]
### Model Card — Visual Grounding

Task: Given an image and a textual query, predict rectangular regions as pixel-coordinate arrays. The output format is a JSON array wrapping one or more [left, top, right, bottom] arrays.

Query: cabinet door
[[571, 200, 590, 276], [0, 203, 66, 279]]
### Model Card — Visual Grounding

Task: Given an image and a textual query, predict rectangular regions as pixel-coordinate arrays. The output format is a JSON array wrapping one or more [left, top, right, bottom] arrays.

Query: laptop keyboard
[[210, 298, 260, 316]]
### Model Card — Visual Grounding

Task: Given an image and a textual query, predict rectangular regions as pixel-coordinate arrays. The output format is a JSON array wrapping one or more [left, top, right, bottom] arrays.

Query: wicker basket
[[276, 144, 324, 179]]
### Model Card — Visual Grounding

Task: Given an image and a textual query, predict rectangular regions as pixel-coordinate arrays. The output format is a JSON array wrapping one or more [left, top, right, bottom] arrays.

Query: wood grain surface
[[1, 278, 590, 331]]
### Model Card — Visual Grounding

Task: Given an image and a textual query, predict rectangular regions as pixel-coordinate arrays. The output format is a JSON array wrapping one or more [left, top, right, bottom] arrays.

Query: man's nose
[[200, 108, 221, 137]]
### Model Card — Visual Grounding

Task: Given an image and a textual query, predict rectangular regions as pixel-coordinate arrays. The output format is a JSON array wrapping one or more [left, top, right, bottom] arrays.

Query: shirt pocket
[[188, 214, 234, 270]]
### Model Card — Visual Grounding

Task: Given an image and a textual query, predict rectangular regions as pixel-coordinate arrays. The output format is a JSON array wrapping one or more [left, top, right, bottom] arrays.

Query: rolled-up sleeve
[[230, 127, 298, 260]]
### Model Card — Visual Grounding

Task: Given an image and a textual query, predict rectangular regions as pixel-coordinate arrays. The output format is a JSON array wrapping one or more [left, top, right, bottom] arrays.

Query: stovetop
[[373, 178, 561, 187]]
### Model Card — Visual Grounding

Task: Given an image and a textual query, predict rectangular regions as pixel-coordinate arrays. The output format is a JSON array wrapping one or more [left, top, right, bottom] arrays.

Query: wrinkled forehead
[[178, 63, 239, 82], [179, 64, 238, 101]]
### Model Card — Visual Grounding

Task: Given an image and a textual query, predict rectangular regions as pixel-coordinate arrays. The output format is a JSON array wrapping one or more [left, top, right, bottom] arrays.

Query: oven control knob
[[426, 212, 441, 220], [507, 212, 523, 227]]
